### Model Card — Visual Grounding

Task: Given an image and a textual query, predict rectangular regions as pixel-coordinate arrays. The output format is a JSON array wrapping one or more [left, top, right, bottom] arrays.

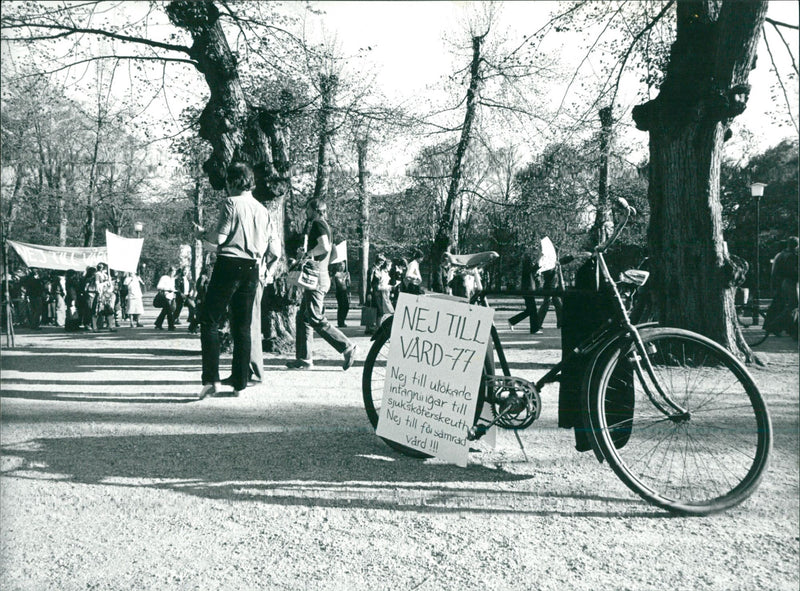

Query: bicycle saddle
[[444, 251, 499, 268], [619, 269, 650, 286]]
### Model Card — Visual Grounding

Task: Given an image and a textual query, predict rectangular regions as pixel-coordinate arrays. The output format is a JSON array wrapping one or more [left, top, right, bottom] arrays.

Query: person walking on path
[[364, 253, 385, 335], [332, 262, 351, 328], [124, 271, 145, 327], [188, 264, 212, 334], [287, 198, 357, 370], [154, 267, 177, 331], [375, 258, 395, 324], [95, 264, 117, 332], [403, 248, 425, 295], [196, 162, 274, 398], [25, 269, 45, 330], [764, 236, 799, 338]]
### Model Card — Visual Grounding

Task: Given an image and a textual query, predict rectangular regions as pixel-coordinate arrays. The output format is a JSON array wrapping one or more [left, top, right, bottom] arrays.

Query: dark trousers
[[29, 297, 44, 329], [335, 288, 350, 326], [296, 287, 351, 362], [201, 256, 258, 391], [155, 300, 176, 329], [174, 292, 184, 322]]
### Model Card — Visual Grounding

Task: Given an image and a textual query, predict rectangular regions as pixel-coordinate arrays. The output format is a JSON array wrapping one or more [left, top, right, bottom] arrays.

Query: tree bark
[[593, 106, 614, 246], [192, 176, 203, 282], [431, 33, 485, 292], [83, 120, 101, 247], [313, 74, 338, 201], [357, 138, 370, 305], [167, 0, 295, 352], [632, 0, 767, 359]]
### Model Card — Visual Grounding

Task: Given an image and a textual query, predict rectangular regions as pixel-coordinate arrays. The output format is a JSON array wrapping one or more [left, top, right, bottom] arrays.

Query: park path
[[1, 299, 798, 591]]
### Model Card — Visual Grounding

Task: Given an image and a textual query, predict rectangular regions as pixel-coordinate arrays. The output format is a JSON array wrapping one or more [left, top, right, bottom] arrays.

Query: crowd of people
[[4, 161, 796, 399], [4, 264, 151, 332]]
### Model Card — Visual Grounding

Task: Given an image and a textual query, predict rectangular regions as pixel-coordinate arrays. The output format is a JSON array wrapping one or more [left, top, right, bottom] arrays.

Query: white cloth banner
[[7, 240, 106, 272], [105, 231, 143, 273], [329, 240, 347, 265], [538, 236, 557, 273], [376, 293, 494, 466]]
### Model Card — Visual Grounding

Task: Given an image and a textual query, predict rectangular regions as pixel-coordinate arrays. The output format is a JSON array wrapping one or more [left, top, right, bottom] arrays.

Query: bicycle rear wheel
[[589, 327, 772, 515], [362, 320, 491, 457], [737, 307, 768, 347]]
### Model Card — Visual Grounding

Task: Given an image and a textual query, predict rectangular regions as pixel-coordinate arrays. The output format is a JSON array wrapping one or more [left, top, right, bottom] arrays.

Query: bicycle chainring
[[487, 375, 542, 429]]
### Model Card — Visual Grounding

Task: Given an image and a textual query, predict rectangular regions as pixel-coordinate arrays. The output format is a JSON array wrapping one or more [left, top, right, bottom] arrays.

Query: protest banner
[[106, 231, 143, 273], [8, 240, 107, 272], [329, 240, 347, 265], [538, 236, 557, 272], [376, 292, 494, 466]]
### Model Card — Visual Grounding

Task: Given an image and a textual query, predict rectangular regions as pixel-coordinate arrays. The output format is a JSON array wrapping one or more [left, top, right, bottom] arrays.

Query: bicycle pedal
[[467, 424, 488, 441]]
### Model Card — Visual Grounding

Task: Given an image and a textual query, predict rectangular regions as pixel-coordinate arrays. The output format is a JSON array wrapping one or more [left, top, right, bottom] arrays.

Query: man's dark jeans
[[201, 256, 258, 391]]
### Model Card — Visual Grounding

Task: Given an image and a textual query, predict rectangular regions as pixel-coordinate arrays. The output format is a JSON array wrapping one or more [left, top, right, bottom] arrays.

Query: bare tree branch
[[0, 21, 192, 54], [763, 26, 799, 134], [768, 19, 799, 77], [608, 0, 675, 109], [4, 54, 197, 80], [765, 17, 799, 30]]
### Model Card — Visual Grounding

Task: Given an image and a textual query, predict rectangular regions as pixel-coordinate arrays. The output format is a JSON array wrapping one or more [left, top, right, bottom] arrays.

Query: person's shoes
[[198, 383, 219, 400], [168, 326, 176, 331], [233, 389, 244, 397], [342, 345, 358, 371], [154, 325, 163, 330], [286, 359, 313, 370], [220, 376, 261, 387], [338, 323, 347, 328], [175, 320, 182, 325], [136, 323, 143, 327]]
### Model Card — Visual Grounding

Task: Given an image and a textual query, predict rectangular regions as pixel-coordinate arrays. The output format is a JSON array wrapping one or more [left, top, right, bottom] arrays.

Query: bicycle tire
[[736, 307, 769, 347], [742, 326, 769, 347], [589, 327, 772, 515], [362, 320, 491, 458]]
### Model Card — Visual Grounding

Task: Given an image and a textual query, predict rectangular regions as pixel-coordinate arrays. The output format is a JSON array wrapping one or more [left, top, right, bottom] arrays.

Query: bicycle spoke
[[594, 329, 771, 514]]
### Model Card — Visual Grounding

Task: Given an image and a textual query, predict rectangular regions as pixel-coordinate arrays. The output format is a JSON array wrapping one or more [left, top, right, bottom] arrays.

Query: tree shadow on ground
[[0, 427, 666, 518]]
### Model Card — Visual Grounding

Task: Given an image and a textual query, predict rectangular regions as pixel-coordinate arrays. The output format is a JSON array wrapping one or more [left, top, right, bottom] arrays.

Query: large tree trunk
[[632, 0, 767, 360], [357, 138, 370, 305], [431, 33, 485, 292], [167, 0, 295, 352]]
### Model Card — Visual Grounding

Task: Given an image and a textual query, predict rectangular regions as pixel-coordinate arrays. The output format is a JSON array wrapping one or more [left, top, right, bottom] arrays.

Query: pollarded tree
[[630, 0, 771, 357], [2, 0, 301, 350]]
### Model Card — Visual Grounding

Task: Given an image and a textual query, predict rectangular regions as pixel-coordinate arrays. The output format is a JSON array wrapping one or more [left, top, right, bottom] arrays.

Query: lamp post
[[133, 222, 143, 239], [750, 182, 767, 325]]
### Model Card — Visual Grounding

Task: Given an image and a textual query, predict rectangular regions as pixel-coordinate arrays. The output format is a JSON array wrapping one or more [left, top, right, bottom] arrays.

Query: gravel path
[[1, 301, 798, 590]]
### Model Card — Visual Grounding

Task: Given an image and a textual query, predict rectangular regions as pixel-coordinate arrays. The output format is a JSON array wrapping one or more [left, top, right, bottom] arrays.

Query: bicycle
[[362, 201, 772, 516], [735, 302, 769, 347]]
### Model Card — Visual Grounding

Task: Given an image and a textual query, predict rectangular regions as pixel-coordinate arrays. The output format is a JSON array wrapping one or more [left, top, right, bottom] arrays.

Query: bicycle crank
[[487, 375, 542, 430]]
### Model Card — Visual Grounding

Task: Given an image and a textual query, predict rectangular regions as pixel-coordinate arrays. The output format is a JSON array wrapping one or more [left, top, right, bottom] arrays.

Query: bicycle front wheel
[[362, 321, 490, 458], [590, 327, 772, 515]]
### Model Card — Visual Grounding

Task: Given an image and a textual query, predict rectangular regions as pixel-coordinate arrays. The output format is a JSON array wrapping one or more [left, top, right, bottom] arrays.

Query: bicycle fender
[[579, 322, 658, 462]]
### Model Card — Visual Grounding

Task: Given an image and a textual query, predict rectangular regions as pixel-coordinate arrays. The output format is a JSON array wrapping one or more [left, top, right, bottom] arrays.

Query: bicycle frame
[[469, 207, 690, 421]]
